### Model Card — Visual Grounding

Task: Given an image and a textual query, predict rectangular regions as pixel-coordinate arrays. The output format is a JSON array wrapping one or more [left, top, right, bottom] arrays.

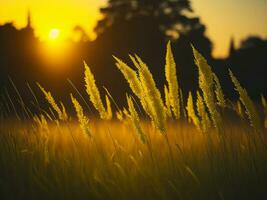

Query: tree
[[96, 0, 211, 48], [96, 0, 198, 38], [226, 36, 267, 98], [89, 0, 213, 105], [94, 0, 212, 60]]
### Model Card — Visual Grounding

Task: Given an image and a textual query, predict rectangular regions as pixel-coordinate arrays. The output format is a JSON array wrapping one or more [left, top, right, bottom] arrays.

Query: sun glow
[[49, 28, 60, 40], [38, 28, 72, 72]]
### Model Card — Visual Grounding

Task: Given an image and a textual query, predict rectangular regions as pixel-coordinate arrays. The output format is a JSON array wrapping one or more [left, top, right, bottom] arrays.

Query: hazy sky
[[0, 0, 266, 57]]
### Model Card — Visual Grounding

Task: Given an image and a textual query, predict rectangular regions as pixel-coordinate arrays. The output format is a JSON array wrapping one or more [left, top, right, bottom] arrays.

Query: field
[[0, 43, 267, 200]]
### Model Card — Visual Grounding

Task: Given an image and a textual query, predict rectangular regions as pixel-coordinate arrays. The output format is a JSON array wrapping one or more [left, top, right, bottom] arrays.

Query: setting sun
[[49, 28, 60, 40]]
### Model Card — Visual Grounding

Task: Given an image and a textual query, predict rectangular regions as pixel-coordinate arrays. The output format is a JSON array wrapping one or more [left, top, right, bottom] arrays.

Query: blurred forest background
[[0, 0, 266, 114]]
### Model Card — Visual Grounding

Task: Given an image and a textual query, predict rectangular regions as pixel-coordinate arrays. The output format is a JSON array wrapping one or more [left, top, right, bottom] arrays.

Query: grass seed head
[[192, 45, 222, 132], [84, 61, 107, 120], [229, 70, 262, 131], [37, 83, 68, 121], [165, 41, 180, 119], [71, 94, 91, 137]]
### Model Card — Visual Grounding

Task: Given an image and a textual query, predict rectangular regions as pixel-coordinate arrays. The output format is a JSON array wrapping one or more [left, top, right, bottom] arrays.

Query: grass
[[0, 43, 267, 200], [0, 121, 267, 200]]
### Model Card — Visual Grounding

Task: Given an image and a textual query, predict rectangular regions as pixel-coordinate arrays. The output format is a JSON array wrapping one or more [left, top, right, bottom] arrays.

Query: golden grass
[[0, 120, 266, 199], [165, 41, 181, 119], [0, 42, 267, 199], [192, 46, 222, 132], [229, 70, 262, 131]]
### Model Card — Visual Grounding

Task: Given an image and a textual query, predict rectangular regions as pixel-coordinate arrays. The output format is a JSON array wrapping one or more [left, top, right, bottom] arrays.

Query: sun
[[49, 28, 60, 40]]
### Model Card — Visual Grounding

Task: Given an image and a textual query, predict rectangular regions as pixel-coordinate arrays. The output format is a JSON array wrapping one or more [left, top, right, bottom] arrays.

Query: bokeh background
[[0, 0, 266, 113]]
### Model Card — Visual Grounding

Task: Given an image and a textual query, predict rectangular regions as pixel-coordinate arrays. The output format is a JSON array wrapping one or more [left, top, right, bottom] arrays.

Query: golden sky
[[193, 0, 267, 57], [0, 0, 266, 58]]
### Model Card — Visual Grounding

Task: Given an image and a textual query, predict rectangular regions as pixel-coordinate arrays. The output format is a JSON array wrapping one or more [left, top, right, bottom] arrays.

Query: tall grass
[[126, 95, 147, 144], [229, 70, 262, 131], [186, 92, 199, 129], [84, 62, 111, 120], [115, 54, 166, 133], [1, 120, 266, 200], [134, 55, 166, 133], [71, 94, 92, 137], [213, 73, 226, 108], [165, 41, 181, 119], [37, 83, 68, 121], [0, 42, 266, 200], [196, 91, 212, 133], [191, 46, 222, 132]]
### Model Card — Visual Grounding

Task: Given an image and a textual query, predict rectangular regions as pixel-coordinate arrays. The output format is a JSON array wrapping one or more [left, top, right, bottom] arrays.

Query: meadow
[[0, 43, 267, 200]]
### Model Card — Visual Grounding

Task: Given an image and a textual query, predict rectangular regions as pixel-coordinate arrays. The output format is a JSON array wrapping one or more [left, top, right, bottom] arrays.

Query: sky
[[0, 0, 266, 58]]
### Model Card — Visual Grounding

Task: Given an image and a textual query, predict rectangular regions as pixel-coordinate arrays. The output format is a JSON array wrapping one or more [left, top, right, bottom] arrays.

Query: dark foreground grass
[[0, 120, 267, 200]]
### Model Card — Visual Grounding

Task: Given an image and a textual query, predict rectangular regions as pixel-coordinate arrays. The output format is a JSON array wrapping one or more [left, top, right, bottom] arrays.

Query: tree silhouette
[[95, 0, 212, 52], [96, 0, 204, 40], [226, 36, 267, 98], [91, 0, 212, 99]]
